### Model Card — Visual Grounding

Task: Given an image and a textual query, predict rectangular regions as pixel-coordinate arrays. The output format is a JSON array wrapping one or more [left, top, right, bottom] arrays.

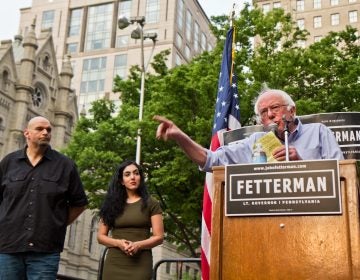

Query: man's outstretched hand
[[153, 115, 207, 166], [153, 115, 179, 141]]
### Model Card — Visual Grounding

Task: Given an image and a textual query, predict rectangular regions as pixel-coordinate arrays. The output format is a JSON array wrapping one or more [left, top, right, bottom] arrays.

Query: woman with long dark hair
[[97, 160, 164, 280]]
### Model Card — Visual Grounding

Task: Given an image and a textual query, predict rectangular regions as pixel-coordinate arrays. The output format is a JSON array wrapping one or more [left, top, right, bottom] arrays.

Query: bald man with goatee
[[0, 116, 88, 279]]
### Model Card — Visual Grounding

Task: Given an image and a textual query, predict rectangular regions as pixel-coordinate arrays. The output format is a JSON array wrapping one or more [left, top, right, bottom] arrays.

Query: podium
[[210, 160, 360, 280]]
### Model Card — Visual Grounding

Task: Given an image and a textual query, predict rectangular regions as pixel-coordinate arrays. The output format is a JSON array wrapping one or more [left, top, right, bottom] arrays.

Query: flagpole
[[230, 4, 236, 85], [200, 10, 240, 280]]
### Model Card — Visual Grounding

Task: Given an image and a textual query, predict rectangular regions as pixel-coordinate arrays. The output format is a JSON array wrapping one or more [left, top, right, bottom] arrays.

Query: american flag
[[201, 26, 241, 280]]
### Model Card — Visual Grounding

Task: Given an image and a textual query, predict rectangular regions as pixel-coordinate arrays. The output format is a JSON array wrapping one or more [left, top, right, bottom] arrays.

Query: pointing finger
[[153, 115, 170, 124], [156, 123, 168, 140]]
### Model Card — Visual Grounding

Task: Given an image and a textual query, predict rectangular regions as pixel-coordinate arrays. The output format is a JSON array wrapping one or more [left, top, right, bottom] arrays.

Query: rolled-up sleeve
[[200, 136, 256, 172]]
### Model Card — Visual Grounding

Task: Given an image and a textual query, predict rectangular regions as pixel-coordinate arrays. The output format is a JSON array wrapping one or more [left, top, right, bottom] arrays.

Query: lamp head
[[131, 16, 146, 26], [144, 32, 157, 42], [118, 16, 131, 29], [131, 27, 142, 39]]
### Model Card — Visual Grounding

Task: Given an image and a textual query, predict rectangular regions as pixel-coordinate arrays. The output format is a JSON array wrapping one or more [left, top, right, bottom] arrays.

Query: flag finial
[[229, 3, 236, 27]]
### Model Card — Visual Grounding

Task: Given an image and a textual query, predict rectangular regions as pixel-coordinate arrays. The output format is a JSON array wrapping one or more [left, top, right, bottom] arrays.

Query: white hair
[[254, 87, 295, 116]]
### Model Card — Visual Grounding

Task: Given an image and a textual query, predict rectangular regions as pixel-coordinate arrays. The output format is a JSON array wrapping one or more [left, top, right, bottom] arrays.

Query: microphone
[[282, 115, 290, 161], [282, 115, 298, 130], [264, 122, 278, 133]]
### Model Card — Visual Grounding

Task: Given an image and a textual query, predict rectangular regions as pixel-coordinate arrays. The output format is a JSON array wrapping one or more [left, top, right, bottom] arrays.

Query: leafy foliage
[[63, 5, 360, 256]]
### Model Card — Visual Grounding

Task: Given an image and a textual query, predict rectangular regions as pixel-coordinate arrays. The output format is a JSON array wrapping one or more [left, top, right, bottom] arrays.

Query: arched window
[[42, 55, 50, 71], [0, 117, 4, 138], [89, 216, 98, 253], [68, 223, 77, 249], [67, 116, 74, 133], [2, 70, 9, 91]]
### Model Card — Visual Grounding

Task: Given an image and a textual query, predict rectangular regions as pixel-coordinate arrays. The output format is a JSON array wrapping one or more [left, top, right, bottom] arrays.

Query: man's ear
[[290, 106, 296, 116], [23, 128, 29, 138]]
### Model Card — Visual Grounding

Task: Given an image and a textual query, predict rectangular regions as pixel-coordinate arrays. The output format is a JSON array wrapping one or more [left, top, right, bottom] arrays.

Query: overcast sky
[[0, 0, 239, 40]]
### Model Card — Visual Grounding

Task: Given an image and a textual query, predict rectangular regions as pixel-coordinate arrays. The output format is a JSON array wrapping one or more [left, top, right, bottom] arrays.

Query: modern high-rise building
[[253, 0, 360, 47], [18, 0, 216, 113]]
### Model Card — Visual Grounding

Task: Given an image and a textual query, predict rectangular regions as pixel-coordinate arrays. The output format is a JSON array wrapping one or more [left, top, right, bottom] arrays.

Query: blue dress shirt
[[202, 119, 344, 172]]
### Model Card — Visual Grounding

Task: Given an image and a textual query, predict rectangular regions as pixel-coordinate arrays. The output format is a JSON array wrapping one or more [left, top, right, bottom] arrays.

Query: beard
[[38, 138, 50, 146]]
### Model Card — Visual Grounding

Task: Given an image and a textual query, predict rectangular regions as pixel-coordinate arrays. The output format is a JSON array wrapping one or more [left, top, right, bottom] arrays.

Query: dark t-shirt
[[0, 146, 88, 253]]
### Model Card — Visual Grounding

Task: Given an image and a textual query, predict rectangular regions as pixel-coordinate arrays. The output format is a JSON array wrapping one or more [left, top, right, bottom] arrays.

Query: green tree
[[64, 5, 360, 256], [65, 48, 222, 255], [231, 5, 360, 116]]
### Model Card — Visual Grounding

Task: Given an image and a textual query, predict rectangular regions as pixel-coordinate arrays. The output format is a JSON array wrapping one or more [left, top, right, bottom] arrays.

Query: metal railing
[[97, 247, 201, 280], [152, 258, 201, 280], [97, 247, 108, 280], [57, 275, 84, 280]]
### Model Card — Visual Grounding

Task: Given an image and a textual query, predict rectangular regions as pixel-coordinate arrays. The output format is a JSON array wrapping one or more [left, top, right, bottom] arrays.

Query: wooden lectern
[[210, 160, 360, 280]]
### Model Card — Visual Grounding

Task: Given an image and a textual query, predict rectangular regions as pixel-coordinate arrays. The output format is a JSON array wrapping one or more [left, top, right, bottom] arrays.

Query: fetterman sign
[[225, 160, 341, 216], [300, 112, 360, 160], [223, 112, 360, 160]]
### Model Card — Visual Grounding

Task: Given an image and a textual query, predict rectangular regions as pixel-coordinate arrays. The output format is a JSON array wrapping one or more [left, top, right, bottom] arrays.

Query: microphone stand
[[283, 117, 290, 162]]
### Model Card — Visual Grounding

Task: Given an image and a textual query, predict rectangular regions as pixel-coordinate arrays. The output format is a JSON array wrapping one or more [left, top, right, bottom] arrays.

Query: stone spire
[[9, 19, 39, 152], [19, 18, 38, 86], [52, 54, 75, 149]]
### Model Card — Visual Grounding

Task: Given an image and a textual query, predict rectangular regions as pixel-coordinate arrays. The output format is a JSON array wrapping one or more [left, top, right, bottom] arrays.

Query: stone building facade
[[0, 21, 77, 159]]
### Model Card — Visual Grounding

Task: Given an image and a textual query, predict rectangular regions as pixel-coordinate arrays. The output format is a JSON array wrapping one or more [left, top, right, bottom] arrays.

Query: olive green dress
[[102, 197, 162, 280]]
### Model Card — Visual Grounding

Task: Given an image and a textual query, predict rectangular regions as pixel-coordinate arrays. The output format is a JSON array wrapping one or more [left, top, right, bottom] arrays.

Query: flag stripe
[[202, 174, 213, 232], [201, 26, 240, 280], [201, 248, 210, 280], [201, 213, 211, 259]]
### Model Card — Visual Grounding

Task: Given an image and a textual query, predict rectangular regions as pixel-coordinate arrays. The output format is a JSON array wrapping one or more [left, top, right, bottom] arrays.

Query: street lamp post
[[118, 16, 157, 164]]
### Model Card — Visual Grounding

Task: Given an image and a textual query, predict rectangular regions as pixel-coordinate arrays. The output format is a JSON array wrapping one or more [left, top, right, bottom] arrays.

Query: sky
[[198, 0, 238, 18], [0, 0, 32, 40], [0, 0, 238, 41]]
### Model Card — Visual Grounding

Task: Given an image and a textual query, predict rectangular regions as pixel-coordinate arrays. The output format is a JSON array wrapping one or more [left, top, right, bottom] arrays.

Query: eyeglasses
[[258, 104, 288, 119]]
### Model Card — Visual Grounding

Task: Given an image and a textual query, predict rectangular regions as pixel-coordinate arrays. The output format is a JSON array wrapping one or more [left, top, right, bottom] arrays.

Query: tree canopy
[[64, 5, 360, 256]]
